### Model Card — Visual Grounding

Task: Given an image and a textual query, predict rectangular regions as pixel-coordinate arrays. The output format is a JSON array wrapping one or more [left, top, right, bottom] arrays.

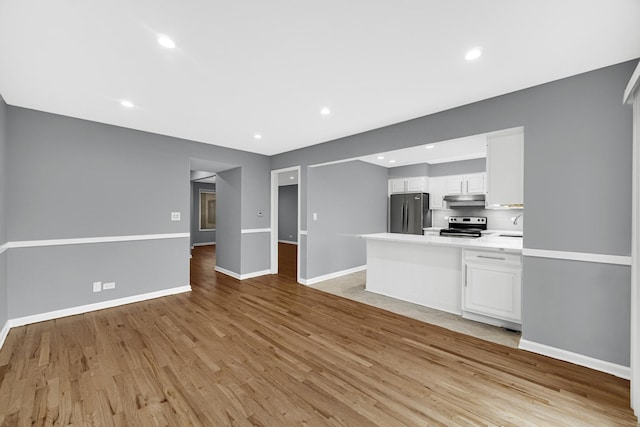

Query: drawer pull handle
[[477, 255, 506, 261]]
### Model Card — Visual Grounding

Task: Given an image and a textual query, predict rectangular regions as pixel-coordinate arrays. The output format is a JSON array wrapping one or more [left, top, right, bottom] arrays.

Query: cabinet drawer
[[464, 250, 521, 266]]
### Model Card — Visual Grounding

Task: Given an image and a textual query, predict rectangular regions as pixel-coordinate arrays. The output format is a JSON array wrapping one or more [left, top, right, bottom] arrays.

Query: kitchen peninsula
[[361, 232, 523, 329]]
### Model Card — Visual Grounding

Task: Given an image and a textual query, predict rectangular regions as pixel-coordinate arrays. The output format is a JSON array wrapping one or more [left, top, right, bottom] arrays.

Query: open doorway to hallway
[[270, 167, 301, 282]]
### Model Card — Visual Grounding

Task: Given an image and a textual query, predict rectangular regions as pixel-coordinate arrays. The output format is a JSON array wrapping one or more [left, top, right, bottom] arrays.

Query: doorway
[[270, 166, 301, 282]]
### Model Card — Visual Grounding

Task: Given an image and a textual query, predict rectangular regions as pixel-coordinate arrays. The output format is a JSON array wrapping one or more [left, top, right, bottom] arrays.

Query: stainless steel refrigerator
[[389, 193, 432, 234]]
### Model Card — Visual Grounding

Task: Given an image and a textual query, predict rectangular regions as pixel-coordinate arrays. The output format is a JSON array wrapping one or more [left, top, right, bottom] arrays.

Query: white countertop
[[361, 232, 523, 253]]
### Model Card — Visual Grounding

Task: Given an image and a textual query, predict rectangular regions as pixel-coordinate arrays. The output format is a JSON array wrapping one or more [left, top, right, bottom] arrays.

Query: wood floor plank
[[0, 244, 637, 425]]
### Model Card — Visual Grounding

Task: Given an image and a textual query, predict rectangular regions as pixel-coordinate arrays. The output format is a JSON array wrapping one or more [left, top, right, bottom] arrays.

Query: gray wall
[[307, 161, 387, 278], [388, 163, 430, 178], [191, 182, 217, 245], [387, 158, 486, 179], [6, 107, 269, 317], [214, 168, 241, 275], [0, 94, 7, 327], [278, 185, 298, 242], [272, 60, 637, 366], [429, 158, 486, 177]]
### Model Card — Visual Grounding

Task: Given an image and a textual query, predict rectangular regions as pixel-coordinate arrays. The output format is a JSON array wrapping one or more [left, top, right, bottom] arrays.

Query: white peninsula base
[[365, 239, 462, 315]]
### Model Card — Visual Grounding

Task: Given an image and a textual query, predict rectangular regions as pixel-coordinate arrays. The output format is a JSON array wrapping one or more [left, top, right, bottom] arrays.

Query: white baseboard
[[300, 265, 366, 286], [215, 266, 271, 280], [0, 320, 10, 351], [519, 339, 630, 379], [278, 240, 298, 245], [8, 285, 192, 329], [192, 242, 216, 247], [240, 269, 272, 280], [215, 266, 241, 279]]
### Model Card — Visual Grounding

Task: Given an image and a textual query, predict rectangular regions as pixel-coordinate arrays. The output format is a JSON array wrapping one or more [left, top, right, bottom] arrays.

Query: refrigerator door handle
[[402, 202, 407, 232]]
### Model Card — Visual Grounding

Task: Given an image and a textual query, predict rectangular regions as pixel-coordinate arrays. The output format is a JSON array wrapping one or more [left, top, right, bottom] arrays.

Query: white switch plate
[[103, 282, 116, 290], [93, 281, 102, 292], [313, 213, 318, 221], [171, 212, 181, 221]]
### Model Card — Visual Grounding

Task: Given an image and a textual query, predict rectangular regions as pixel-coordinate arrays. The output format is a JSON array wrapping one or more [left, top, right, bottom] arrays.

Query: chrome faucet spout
[[513, 213, 524, 225]]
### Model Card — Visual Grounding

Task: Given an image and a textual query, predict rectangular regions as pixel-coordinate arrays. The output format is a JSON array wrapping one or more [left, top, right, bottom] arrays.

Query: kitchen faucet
[[512, 213, 524, 225]]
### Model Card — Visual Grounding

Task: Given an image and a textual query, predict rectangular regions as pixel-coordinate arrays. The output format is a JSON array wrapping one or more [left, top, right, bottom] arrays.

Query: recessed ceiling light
[[290, 176, 295, 180], [465, 47, 483, 61], [254, 133, 262, 140], [377, 156, 385, 160], [426, 145, 435, 149], [389, 160, 396, 164], [120, 100, 134, 108], [320, 107, 331, 116], [158, 35, 176, 49]]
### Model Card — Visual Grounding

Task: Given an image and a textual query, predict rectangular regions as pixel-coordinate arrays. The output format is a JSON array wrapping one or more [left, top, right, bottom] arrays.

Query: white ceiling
[[359, 133, 488, 168], [1, 2, 639, 156]]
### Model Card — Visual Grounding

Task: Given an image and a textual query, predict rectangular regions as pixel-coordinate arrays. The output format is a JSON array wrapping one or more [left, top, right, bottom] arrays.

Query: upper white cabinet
[[445, 173, 485, 195], [389, 177, 428, 194], [486, 130, 524, 207], [429, 177, 446, 209]]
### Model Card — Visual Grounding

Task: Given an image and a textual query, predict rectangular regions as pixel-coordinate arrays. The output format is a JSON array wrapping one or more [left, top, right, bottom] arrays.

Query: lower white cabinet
[[462, 250, 522, 324]]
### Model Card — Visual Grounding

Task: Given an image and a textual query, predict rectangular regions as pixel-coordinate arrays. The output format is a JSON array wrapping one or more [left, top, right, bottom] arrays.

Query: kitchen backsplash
[[432, 209, 523, 232]]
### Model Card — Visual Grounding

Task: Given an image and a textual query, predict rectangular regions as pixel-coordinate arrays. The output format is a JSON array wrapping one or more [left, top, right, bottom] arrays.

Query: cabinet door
[[486, 131, 524, 207], [465, 173, 485, 194], [407, 177, 426, 192], [390, 179, 406, 193], [445, 175, 464, 195], [429, 177, 445, 209], [463, 263, 522, 322]]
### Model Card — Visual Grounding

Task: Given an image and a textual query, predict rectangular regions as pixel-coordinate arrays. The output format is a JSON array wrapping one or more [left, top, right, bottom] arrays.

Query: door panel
[[406, 194, 423, 235], [389, 195, 405, 233]]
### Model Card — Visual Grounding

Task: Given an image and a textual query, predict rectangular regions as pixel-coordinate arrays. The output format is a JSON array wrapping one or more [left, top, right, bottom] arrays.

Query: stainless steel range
[[439, 216, 487, 238]]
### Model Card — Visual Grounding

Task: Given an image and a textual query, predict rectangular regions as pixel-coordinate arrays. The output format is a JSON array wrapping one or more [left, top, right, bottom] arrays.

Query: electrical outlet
[[289, 234, 293, 239], [103, 282, 116, 290], [313, 213, 318, 221], [93, 282, 102, 293], [171, 212, 181, 221]]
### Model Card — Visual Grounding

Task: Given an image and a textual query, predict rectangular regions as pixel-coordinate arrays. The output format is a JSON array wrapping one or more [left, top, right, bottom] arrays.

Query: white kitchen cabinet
[[445, 175, 464, 195], [429, 177, 446, 209], [486, 129, 524, 207], [407, 177, 428, 192], [465, 173, 485, 194], [462, 250, 522, 324], [389, 177, 427, 194], [445, 173, 485, 196], [390, 179, 406, 194]]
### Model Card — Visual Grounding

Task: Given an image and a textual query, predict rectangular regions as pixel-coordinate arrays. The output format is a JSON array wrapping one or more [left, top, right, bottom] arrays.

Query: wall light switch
[[103, 282, 116, 290], [313, 213, 318, 221], [171, 212, 181, 221], [93, 282, 102, 293]]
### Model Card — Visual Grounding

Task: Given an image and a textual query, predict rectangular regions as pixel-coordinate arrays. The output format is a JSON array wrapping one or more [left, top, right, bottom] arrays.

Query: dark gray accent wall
[[306, 161, 387, 279], [6, 107, 269, 317], [278, 185, 298, 242], [191, 182, 216, 245], [272, 60, 637, 366], [429, 158, 486, 177], [216, 167, 241, 274], [388, 163, 430, 178], [0, 94, 7, 327]]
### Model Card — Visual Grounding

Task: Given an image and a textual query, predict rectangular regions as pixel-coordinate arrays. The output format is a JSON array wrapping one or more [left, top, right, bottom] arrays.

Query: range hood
[[443, 194, 486, 208]]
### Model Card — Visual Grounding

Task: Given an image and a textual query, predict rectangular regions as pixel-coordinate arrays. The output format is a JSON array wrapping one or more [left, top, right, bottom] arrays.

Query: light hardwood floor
[[0, 245, 636, 425]]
